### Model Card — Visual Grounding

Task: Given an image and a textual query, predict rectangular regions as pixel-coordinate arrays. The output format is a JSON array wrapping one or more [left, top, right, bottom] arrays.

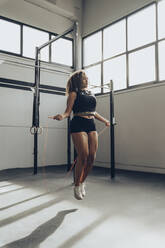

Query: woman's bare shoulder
[[69, 91, 77, 98]]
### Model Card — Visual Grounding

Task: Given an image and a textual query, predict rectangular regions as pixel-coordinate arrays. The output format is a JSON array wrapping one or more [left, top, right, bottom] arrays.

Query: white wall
[[39, 93, 69, 167], [0, 0, 82, 33], [95, 83, 165, 174], [0, 0, 82, 170], [0, 52, 71, 171], [0, 53, 72, 88], [0, 87, 70, 170], [2, 0, 164, 175], [82, 0, 165, 174], [83, 0, 156, 36], [0, 87, 33, 170]]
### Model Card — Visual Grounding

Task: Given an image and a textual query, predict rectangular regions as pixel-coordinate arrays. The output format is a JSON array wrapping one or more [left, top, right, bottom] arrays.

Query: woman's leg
[[81, 131, 98, 182], [71, 132, 89, 186]]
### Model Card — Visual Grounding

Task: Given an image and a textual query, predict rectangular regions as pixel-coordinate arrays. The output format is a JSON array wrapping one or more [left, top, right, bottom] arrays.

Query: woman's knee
[[88, 153, 96, 165], [78, 152, 89, 164]]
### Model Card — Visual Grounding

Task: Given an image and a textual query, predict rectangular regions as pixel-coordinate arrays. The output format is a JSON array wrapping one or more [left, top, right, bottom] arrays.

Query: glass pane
[[158, 40, 165, 80], [85, 64, 101, 94], [52, 37, 73, 66], [128, 4, 156, 50], [0, 19, 20, 54], [129, 46, 155, 86], [103, 55, 126, 92], [158, 0, 165, 39], [103, 19, 126, 59], [23, 26, 49, 61], [83, 31, 102, 67]]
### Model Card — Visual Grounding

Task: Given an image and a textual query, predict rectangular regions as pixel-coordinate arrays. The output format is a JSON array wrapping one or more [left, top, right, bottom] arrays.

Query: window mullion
[[49, 33, 51, 63], [101, 30, 104, 94], [126, 16, 129, 88], [155, 1, 159, 82], [20, 24, 23, 56]]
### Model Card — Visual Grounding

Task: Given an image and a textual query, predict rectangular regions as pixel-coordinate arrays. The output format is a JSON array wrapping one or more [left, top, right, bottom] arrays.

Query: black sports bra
[[72, 90, 96, 114]]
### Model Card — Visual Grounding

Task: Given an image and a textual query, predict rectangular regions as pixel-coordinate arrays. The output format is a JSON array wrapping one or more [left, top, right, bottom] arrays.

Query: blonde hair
[[66, 70, 85, 95]]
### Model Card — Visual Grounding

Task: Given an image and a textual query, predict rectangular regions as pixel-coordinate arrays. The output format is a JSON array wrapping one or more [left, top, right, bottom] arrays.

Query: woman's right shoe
[[80, 182, 86, 197], [74, 186, 83, 200]]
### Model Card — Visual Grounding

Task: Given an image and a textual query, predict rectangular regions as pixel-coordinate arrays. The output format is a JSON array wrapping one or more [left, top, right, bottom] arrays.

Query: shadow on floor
[[0, 184, 70, 228], [58, 211, 111, 248], [0, 209, 78, 248]]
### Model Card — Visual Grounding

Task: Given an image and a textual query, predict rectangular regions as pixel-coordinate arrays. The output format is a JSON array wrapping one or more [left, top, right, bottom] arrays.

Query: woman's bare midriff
[[79, 115, 94, 119]]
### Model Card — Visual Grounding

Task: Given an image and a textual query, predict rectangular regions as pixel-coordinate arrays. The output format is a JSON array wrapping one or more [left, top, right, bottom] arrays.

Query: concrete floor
[[0, 166, 165, 248]]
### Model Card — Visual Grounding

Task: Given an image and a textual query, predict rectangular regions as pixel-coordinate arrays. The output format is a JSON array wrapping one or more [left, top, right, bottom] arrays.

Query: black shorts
[[70, 116, 96, 134]]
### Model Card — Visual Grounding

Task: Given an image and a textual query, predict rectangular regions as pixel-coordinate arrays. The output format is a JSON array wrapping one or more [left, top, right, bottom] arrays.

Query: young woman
[[49, 70, 110, 200]]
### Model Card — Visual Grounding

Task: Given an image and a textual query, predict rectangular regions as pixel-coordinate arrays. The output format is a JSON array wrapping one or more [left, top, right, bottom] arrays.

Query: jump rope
[[45, 84, 111, 177], [31, 85, 111, 190], [35, 121, 109, 192]]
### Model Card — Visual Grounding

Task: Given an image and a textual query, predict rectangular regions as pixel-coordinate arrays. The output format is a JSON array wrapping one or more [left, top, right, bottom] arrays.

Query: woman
[[49, 70, 110, 200]]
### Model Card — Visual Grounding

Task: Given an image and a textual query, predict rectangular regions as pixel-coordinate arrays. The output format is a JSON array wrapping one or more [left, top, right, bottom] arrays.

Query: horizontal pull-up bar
[[89, 80, 113, 90], [38, 24, 75, 51], [30, 87, 65, 94]]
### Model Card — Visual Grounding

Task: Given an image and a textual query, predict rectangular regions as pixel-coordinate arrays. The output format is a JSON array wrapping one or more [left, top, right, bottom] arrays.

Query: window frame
[[0, 16, 22, 56], [0, 15, 73, 67], [83, 30, 102, 67], [50, 34, 73, 67], [82, 1, 165, 94]]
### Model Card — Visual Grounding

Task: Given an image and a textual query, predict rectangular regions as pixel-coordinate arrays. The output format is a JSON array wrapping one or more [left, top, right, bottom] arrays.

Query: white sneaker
[[74, 186, 83, 200], [80, 182, 86, 197]]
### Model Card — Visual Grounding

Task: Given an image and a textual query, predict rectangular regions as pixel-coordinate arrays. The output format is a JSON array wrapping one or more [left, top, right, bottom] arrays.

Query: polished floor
[[0, 166, 165, 248]]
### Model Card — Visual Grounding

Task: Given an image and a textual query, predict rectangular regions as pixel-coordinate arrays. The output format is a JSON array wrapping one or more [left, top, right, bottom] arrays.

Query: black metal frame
[[95, 81, 116, 178], [94, 81, 116, 179], [32, 23, 76, 175], [67, 117, 71, 172], [109, 81, 115, 178]]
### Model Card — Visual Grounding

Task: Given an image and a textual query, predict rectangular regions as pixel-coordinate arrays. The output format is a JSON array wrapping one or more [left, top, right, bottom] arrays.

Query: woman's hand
[[105, 121, 110, 127], [48, 114, 64, 121]]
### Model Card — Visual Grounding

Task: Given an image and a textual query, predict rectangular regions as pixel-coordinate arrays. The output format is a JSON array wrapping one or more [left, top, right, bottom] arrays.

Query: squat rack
[[31, 22, 78, 175], [31, 20, 116, 179]]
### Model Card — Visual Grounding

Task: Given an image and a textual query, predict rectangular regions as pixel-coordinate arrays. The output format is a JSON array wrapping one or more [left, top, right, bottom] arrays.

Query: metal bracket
[[112, 117, 117, 125], [30, 126, 43, 135]]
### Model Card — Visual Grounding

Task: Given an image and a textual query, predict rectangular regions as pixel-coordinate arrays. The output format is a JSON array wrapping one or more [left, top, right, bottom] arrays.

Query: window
[[158, 40, 165, 80], [103, 55, 126, 92], [158, 0, 165, 39], [83, 31, 102, 67], [23, 26, 49, 61], [103, 19, 126, 59], [0, 19, 20, 54], [83, 3, 159, 93], [51, 36, 73, 66], [128, 4, 156, 50], [129, 46, 155, 86], [85, 64, 101, 94], [0, 16, 74, 67]]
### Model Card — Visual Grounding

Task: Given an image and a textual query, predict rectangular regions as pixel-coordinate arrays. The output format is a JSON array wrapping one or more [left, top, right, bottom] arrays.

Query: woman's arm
[[49, 92, 77, 120], [95, 112, 110, 126]]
